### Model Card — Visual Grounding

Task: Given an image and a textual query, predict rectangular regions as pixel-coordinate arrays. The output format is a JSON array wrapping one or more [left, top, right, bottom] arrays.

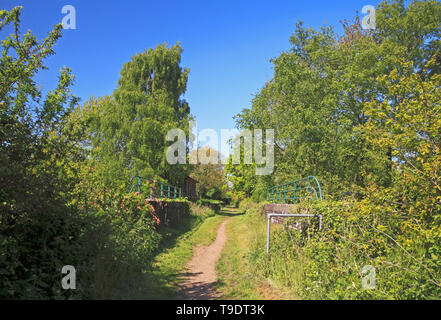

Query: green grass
[[215, 205, 295, 300], [142, 208, 229, 299], [137, 204, 299, 300], [215, 209, 262, 299]]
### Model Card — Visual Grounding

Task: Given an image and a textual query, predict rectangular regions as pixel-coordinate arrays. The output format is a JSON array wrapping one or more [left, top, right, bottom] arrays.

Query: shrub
[[190, 202, 215, 217], [195, 198, 222, 212], [243, 196, 441, 299]]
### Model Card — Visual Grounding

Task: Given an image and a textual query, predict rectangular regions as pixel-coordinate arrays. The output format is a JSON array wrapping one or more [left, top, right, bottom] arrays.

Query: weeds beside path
[[216, 206, 295, 300], [144, 205, 294, 300], [177, 217, 231, 299], [143, 208, 230, 299], [176, 207, 245, 299]]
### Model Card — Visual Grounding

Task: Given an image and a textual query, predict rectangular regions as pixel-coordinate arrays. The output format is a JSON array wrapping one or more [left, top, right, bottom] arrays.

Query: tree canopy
[[233, 0, 441, 198], [189, 146, 227, 200], [76, 43, 192, 189]]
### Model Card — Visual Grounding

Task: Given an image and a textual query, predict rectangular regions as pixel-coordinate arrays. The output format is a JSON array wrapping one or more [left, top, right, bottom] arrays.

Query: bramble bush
[[73, 188, 163, 299]]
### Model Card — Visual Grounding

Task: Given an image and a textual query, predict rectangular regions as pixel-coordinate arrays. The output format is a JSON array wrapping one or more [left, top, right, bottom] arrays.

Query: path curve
[[178, 217, 231, 300]]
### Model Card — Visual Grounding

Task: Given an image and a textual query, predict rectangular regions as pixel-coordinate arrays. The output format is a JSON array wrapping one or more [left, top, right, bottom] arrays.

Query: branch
[[369, 223, 441, 288]]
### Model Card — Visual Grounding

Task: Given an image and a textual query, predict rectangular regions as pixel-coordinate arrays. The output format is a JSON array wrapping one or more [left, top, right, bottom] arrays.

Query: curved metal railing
[[266, 176, 323, 204]]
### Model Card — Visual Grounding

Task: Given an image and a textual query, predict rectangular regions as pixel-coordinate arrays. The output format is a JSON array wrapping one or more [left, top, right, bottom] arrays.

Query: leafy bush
[[67, 176, 164, 299], [190, 202, 216, 217], [0, 7, 83, 299], [195, 198, 222, 212], [243, 197, 441, 299]]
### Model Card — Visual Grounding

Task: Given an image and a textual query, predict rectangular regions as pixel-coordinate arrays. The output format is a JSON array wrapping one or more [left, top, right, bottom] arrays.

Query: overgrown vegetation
[[2, 0, 441, 300], [190, 147, 228, 201], [223, 0, 441, 300], [144, 205, 227, 299], [237, 197, 441, 299], [0, 6, 194, 299], [229, 0, 441, 197]]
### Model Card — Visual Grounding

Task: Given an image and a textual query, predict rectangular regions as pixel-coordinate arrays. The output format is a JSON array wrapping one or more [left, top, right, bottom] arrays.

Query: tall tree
[[235, 0, 441, 196], [89, 43, 192, 188], [190, 147, 227, 199]]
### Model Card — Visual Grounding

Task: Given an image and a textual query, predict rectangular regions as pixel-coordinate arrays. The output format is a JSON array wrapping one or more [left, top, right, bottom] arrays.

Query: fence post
[[266, 215, 271, 255], [294, 182, 297, 204], [160, 183, 163, 200], [284, 184, 287, 204], [276, 186, 279, 203], [266, 213, 323, 255]]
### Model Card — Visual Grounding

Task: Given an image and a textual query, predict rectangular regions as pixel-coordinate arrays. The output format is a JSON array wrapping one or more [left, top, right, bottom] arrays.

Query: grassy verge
[[215, 203, 295, 299], [142, 206, 229, 299], [221, 198, 441, 300]]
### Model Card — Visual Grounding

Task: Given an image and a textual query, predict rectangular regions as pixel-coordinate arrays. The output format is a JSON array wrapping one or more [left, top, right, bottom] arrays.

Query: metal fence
[[266, 176, 323, 204], [266, 213, 323, 255], [128, 175, 182, 200]]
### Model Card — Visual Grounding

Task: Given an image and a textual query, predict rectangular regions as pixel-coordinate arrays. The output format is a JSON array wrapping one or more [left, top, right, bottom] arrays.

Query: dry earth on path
[[177, 217, 231, 300]]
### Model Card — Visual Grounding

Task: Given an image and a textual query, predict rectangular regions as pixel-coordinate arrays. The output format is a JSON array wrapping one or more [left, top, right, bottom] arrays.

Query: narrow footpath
[[177, 217, 231, 299]]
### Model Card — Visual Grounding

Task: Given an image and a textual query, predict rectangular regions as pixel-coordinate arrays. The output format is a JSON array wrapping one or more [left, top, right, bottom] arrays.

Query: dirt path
[[178, 217, 231, 300]]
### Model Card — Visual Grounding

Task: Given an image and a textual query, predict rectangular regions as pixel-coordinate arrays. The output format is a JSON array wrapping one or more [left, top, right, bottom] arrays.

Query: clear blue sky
[[3, 0, 379, 148]]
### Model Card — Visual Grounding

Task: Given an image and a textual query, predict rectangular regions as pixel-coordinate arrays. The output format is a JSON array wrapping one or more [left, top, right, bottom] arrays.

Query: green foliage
[[0, 7, 193, 299], [0, 7, 82, 299], [233, 0, 441, 196], [241, 197, 441, 299], [82, 43, 192, 188], [232, 1, 441, 299], [224, 149, 257, 198], [251, 178, 269, 203], [196, 198, 223, 212], [3, 0, 441, 300], [190, 147, 227, 200], [240, 56, 441, 300]]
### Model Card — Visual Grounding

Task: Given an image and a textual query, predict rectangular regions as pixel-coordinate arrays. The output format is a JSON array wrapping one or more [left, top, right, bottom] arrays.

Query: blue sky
[[2, 0, 379, 151]]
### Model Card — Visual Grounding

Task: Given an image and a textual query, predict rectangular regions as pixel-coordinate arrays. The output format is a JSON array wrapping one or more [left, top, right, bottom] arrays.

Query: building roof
[[185, 176, 198, 183]]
